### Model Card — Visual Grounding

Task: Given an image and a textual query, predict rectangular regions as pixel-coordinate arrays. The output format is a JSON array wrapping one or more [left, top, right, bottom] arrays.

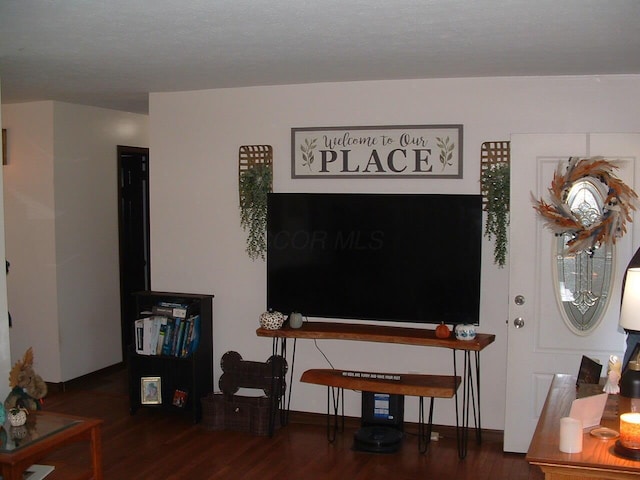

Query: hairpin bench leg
[[326, 386, 344, 443], [418, 396, 435, 454]]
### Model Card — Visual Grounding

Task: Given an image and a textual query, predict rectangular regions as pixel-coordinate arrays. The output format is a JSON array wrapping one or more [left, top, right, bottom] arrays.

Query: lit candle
[[620, 413, 640, 449], [559, 417, 583, 453]]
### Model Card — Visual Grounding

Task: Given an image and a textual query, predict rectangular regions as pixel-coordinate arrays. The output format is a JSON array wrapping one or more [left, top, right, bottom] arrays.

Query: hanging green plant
[[482, 162, 510, 267], [239, 163, 273, 260]]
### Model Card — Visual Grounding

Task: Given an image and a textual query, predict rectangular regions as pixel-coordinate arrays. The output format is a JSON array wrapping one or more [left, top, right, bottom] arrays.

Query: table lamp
[[616, 268, 640, 459]]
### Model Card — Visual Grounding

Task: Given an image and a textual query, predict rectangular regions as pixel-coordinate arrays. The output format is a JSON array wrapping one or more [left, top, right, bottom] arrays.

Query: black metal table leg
[[326, 386, 344, 443], [266, 337, 297, 437], [474, 350, 482, 444], [453, 348, 483, 459], [418, 396, 435, 454]]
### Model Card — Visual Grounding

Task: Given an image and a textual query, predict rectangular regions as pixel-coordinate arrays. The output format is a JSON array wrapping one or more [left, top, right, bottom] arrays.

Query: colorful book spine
[[186, 315, 200, 357], [161, 318, 175, 356], [172, 317, 185, 356]]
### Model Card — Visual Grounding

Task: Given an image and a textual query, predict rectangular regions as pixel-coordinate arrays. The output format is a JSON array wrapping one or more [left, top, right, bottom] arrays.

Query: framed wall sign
[[291, 124, 463, 179]]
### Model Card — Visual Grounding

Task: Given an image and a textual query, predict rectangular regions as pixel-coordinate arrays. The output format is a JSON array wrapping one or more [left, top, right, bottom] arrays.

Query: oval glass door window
[[553, 177, 614, 335]]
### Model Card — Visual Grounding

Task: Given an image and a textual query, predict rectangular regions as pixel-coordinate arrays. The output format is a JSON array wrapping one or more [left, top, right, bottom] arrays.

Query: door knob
[[513, 317, 525, 328]]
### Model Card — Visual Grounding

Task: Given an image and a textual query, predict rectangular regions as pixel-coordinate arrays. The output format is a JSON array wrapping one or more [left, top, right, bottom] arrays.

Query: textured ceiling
[[1, 0, 639, 114]]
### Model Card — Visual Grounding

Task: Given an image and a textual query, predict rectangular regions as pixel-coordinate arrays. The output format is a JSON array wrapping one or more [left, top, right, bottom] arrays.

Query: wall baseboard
[[286, 410, 503, 443], [46, 362, 125, 394]]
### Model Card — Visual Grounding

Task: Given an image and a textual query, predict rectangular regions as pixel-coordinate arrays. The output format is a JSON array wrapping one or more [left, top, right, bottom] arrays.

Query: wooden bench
[[301, 369, 461, 452]]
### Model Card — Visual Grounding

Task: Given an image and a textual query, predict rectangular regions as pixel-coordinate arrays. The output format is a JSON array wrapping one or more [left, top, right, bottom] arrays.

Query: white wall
[[0, 79, 13, 402], [149, 74, 640, 430], [2, 102, 59, 380], [2, 101, 148, 382]]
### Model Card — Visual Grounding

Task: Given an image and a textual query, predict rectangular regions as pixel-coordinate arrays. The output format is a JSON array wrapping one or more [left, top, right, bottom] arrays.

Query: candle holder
[[615, 359, 640, 459], [616, 413, 640, 459]]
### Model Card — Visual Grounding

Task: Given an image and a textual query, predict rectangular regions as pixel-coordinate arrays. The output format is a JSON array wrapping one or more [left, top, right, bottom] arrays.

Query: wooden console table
[[527, 374, 640, 480], [257, 321, 495, 458], [0, 411, 103, 480]]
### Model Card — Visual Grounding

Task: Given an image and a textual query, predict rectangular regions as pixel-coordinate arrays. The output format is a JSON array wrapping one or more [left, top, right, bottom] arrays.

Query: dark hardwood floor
[[34, 366, 543, 479]]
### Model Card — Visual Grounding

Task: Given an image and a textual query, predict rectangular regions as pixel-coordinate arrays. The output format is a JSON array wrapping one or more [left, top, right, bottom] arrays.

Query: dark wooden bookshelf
[[128, 291, 214, 423]]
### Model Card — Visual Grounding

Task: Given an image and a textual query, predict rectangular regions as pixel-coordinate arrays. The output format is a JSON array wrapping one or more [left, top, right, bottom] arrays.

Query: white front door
[[503, 133, 640, 453]]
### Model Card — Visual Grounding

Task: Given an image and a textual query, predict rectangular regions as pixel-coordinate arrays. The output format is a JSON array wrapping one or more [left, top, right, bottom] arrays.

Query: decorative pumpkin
[[8, 407, 27, 427], [435, 322, 451, 339], [259, 311, 285, 330]]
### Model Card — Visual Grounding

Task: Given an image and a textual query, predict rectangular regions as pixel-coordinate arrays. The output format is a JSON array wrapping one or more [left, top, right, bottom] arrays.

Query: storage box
[[201, 393, 275, 436]]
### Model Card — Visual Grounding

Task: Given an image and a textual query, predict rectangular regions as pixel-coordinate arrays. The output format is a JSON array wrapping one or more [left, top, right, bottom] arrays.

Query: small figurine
[[4, 348, 47, 412], [603, 354, 622, 394]]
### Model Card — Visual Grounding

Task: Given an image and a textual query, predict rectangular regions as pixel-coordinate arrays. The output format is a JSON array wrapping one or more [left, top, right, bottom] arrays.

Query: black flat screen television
[[266, 193, 482, 326]]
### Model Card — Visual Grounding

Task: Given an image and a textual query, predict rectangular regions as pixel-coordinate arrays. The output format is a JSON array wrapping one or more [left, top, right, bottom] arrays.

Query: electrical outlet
[[430, 431, 440, 441]]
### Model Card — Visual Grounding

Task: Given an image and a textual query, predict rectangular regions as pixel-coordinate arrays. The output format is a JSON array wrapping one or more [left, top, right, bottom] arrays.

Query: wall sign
[[291, 124, 463, 178]]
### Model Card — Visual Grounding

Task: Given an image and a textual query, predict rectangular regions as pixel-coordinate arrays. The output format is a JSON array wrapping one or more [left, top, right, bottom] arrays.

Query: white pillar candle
[[559, 417, 583, 453]]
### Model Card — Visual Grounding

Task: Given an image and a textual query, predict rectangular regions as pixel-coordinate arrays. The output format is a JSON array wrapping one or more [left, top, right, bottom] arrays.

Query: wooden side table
[[527, 374, 640, 479], [0, 411, 103, 480]]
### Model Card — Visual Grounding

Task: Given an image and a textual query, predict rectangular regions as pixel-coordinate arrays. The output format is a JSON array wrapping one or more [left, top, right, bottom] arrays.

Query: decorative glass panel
[[553, 178, 614, 335]]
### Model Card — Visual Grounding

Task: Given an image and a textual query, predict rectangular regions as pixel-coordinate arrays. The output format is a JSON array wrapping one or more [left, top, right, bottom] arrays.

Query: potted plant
[[482, 162, 510, 267], [239, 163, 273, 260]]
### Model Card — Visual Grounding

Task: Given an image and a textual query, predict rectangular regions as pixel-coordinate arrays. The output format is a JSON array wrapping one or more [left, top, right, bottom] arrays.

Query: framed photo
[[141, 376, 162, 405], [576, 356, 602, 386], [172, 389, 188, 408]]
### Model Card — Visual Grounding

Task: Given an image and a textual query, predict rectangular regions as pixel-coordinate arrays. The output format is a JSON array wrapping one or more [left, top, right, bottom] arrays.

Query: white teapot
[[455, 324, 477, 341]]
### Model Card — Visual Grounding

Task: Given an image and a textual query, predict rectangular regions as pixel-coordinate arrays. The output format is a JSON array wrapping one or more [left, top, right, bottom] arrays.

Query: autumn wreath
[[533, 156, 638, 253]]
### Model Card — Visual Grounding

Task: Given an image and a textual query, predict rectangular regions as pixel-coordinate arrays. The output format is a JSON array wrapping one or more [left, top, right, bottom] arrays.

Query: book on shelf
[[180, 316, 194, 357], [175, 316, 187, 356], [156, 317, 168, 355], [152, 301, 190, 319], [170, 317, 183, 356], [185, 314, 200, 357], [134, 316, 166, 356], [134, 312, 201, 358], [161, 317, 176, 356]]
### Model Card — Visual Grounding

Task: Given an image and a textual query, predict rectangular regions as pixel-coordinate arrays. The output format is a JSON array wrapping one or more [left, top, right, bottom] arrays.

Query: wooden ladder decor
[[480, 141, 510, 211]]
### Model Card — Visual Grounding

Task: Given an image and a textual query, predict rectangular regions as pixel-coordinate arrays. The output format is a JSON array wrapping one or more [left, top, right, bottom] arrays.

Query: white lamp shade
[[620, 268, 640, 331]]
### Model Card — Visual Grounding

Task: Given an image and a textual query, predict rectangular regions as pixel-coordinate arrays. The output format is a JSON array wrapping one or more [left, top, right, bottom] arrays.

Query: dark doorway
[[118, 145, 150, 359]]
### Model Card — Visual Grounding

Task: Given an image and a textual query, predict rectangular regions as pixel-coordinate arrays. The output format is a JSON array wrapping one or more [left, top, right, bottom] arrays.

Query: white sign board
[[291, 124, 463, 178]]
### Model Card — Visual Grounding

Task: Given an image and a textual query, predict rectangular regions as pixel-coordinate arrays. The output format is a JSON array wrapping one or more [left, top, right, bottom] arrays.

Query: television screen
[[266, 193, 482, 326]]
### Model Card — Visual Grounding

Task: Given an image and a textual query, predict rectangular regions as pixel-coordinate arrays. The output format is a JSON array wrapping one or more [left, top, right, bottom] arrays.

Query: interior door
[[504, 133, 640, 453], [118, 146, 150, 358]]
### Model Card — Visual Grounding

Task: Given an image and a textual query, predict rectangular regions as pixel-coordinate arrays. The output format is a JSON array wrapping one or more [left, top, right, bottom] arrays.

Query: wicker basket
[[201, 392, 224, 431], [201, 393, 274, 436]]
